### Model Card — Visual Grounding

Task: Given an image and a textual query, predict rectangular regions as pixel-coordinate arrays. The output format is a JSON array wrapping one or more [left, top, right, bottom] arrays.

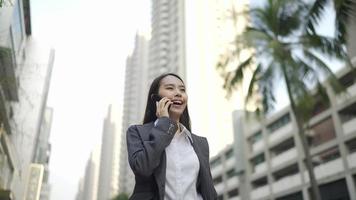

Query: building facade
[[0, 0, 55, 199], [118, 33, 149, 195], [147, 0, 186, 84], [210, 66, 356, 200]]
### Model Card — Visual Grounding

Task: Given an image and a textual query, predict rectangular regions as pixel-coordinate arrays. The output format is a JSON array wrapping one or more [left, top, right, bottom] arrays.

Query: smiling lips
[[172, 100, 183, 106]]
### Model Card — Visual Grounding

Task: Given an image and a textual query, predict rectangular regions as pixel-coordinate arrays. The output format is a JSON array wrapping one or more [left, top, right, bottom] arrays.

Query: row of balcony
[[250, 151, 356, 199], [250, 79, 356, 154]]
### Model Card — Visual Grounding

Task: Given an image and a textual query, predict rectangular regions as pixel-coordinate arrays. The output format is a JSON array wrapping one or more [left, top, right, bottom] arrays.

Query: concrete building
[[118, 33, 149, 195], [210, 66, 356, 200], [82, 146, 101, 200], [97, 105, 120, 200], [0, 0, 55, 199], [147, 0, 186, 84]]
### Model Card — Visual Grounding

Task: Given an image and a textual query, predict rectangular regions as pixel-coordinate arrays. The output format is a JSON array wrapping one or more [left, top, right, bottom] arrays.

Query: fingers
[[156, 97, 172, 118]]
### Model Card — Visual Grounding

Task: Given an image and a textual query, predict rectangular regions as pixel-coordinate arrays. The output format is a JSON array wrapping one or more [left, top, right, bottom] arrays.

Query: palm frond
[[334, 0, 356, 43], [305, 0, 329, 34], [302, 49, 345, 94]]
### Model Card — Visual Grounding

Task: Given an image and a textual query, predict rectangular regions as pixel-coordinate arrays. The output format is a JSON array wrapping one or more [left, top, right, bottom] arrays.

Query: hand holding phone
[[151, 94, 172, 117]]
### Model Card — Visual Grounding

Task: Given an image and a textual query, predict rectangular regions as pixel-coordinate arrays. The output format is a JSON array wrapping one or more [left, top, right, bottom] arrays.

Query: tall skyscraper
[[82, 146, 101, 200], [119, 33, 149, 195], [97, 105, 120, 200], [147, 0, 186, 84]]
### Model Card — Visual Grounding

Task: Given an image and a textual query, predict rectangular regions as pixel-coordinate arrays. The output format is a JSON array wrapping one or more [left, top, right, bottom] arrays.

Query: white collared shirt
[[164, 124, 203, 200]]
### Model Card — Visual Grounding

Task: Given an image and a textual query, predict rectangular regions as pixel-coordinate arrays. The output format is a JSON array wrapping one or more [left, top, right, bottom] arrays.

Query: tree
[[112, 193, 129, 200], [217, 0, 355, 200]]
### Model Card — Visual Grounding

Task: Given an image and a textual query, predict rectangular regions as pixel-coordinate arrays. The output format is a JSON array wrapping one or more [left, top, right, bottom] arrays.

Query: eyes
[[165, 86, 186, 92]]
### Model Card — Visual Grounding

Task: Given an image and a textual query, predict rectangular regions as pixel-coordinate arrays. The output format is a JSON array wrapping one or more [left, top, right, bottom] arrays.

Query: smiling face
[[158, 75, 188, 118]]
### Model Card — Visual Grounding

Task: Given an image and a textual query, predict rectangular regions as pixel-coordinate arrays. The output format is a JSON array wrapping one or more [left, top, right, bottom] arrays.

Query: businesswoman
[[126, 73, 217, 200]]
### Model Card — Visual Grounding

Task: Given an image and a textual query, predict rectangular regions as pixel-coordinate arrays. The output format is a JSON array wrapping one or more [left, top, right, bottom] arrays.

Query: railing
[[225, 157, 235, 169], [211, 164, 224, 178], [268, 123, 293, 144], [252, 140, 264, 153], [226, 177, 239, 189], [342, 117, 356, 135], [253, 162, 267, 175], [347, 152, 356, 169], [251, 185, 270, 200], [336, 83, 356, 104], [272, 173, 302, 194], [271, 148, 297, 168], [215, 182, 225, 195], [304, 158, 344, 180]]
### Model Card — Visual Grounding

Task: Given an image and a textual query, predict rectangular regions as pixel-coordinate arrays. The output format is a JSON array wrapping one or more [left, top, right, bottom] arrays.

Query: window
[[346, 138, 356, 153], [252, 176, 267, 189], [339, 102, 356, 123], [227, 188, 239, 197], [210, 157, 222, 169], [225, 148, 234, 159], [250, 131, 262, 144], [308, 117, 336, 147], [267, 114, 291, 133], [251, 153, 265, 166], [339, 72, 355, 88], [213, 175, 223, 185], [311, 147, 340, 166], [226, 168, 237, 178]]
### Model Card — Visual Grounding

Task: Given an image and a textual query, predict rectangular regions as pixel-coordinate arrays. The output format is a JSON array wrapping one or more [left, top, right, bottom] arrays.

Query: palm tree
[[217, 0, 354, 199]]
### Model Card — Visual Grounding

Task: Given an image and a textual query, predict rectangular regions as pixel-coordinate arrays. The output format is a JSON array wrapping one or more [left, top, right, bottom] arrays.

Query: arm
[[126, 117, 178, 177]]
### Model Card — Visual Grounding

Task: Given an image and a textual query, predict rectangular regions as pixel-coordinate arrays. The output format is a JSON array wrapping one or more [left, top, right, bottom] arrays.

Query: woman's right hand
[[156, 97, 172, 118]]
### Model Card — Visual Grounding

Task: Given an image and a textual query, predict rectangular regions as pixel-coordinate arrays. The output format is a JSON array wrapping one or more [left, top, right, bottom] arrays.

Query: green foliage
[[112, 193, 129, 200], [217, 0, 353, 119]]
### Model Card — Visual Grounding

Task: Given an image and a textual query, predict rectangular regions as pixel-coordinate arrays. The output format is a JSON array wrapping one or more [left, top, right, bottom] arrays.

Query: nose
[[174, 88, 182, 97]]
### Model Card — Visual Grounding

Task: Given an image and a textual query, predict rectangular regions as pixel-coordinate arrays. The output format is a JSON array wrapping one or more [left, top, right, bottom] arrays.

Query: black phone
[[151, 94, 162, 102], [151, 94, 171, 110]]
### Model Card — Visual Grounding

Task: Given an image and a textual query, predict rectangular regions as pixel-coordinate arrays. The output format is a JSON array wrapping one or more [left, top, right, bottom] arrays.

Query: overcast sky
[[31, 0, 150, 199]]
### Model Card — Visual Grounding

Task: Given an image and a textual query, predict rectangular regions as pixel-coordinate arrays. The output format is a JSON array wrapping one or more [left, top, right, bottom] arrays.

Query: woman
[[126, 73, 217, 200]]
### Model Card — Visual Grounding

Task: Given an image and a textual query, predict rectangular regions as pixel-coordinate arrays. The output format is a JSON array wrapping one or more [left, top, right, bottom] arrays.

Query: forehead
[[160, 75, 184, 86]]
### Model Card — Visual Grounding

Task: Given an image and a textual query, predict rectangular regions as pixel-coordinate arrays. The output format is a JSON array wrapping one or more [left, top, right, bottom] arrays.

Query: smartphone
[[151, 94, 162, 102], [151, 94, 171, 110]]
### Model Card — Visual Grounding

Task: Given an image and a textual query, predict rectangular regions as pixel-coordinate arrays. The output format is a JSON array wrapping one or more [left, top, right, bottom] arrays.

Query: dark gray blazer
[[126, 117, 218, 200]]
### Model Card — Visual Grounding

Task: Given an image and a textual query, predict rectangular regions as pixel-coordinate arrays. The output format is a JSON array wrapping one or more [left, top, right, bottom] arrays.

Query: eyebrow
[[163, 83, 185, 88]]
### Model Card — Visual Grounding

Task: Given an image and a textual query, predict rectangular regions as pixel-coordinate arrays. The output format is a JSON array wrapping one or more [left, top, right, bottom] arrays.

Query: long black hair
[[143, 73, 191, 132]]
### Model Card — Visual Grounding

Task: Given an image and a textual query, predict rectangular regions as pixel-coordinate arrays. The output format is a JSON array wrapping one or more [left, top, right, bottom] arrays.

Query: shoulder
[[191, 133, 208, 143]]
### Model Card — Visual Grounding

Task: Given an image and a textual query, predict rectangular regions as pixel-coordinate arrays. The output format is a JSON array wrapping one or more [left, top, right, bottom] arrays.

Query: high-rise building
[[119, 33, 149, 195], [147, 0, 186, 84], [82, 146, 101, 200], [97, 105, 120, 200], [185, 0, 251, 156], [210, 66, 356, 200], [0, 0, 55, 199], [74, 178, 84, 200]]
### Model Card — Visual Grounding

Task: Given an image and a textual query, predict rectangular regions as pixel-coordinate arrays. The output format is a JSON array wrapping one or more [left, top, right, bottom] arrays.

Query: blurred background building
[[210, 65, 356, 200], [96, 105, 120, 200], [118, 33, 149, 195], [0, 0, 55, 199], [147, 0, 186, 84]]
